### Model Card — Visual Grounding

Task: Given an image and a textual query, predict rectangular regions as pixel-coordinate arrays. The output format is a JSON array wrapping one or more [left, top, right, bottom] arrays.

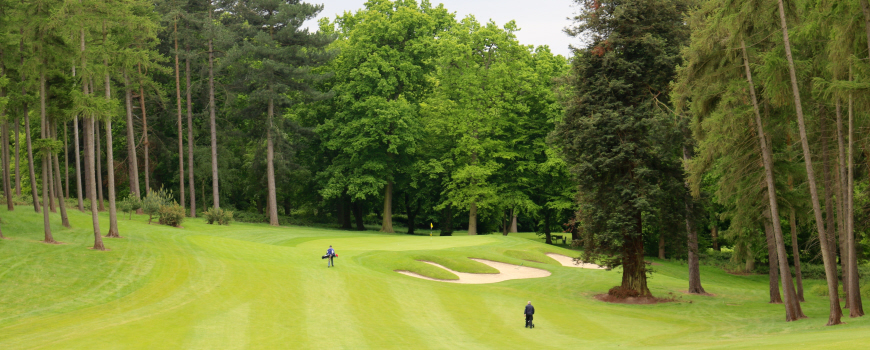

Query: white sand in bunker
[[545, 253, 605, 269], [396, 258, 551, 284]]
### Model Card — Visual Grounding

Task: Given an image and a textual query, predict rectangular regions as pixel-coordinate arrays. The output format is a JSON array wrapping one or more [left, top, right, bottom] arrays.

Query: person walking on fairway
[[326, 245, 336, 267], [524, 301, 535, 328]]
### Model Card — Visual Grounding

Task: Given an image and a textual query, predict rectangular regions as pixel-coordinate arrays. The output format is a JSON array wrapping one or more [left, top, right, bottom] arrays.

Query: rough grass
[[2, 207, 870, 349]]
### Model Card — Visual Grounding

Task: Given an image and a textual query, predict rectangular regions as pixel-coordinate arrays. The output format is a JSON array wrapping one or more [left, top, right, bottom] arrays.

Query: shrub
[[119, 194, 143, 220], [142, 188, 171, 224], [204, 207, 233, 225], [158, 202, 185, 227]]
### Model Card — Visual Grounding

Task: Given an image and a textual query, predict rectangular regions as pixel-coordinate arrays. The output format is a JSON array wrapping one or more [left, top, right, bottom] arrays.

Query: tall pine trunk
[[764, 216, 782, 304], [51, 122, 70, 228], [15, 116, 21, 196], [74, 115, 84, 211], [186, 46, 196, 217], [82, 28, 105, 251], [777, 1, 840, 325], [208, 5, 219, 209], [174, 21, 185, 210], [381, 181, 394, 232], [95, 118, 104, 211], [741, 41, 801, 320], [64, 122, 68, 199], [835, 101, 851, 308], [266, 97, 278, 226], [123, 72, 140, 201], [0, 53, 12, 211], [24, 103, 39, 213], [1, 111, 12, 211], [39, 71, 54, 243], [684, 145, 705, 294], [790, 207, 804, 302], [2, 120, 12, 211], [846, 71, 864, 316], [104, 60, 119, 238], [138, 64, 149, 193]]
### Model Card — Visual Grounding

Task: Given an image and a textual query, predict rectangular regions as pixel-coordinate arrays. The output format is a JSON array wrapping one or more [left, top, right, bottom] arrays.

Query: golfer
[[326, 245, 336, 267], [524, 301, 535, 328]]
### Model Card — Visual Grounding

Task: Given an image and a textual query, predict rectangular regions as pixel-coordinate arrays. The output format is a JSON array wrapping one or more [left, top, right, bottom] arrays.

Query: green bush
[[142, 188, 171, 224], [204, 207, 233, 225], [158, 202, 185, 227], [119, 194, 142, 220]]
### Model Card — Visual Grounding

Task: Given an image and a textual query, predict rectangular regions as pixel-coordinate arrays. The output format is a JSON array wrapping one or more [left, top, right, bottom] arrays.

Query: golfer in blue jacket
[[524, 301, 535, 328], [326, 245, 336, 267]]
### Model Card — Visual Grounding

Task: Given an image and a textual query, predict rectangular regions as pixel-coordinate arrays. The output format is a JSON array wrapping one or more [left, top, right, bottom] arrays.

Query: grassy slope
[[1, 207, 869, 349]]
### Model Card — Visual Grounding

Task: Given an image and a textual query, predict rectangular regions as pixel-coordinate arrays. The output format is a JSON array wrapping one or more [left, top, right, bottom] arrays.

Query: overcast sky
[[304, 0, 581, 58]]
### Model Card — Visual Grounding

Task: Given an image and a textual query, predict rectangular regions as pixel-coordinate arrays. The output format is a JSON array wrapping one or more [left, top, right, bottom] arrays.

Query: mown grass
[[2, 207, 870, 349]]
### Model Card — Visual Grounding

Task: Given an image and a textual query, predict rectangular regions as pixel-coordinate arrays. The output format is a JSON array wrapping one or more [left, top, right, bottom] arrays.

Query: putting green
[[1, 207, 869, 349]]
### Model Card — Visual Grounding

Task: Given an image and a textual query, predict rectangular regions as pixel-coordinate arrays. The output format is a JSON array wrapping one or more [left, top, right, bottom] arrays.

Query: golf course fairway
[[2, 208, 870, 349]]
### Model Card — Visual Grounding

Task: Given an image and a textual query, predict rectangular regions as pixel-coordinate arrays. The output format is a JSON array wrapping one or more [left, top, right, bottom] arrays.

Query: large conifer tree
[[555, 0, 690, 297], [223, 0, 333, 226]]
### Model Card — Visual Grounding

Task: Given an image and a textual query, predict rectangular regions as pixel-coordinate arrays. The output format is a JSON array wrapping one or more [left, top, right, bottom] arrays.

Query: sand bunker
[[545, 253, 605, 269], [397, 258, 551, 284]]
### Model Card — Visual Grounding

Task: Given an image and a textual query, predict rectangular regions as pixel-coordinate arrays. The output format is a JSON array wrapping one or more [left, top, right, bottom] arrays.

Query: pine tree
[[223, 0, 334, 226], [555, 0, 691, 297]]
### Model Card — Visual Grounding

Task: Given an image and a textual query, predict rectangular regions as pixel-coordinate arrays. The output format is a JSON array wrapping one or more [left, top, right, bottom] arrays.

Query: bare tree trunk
[[208, 6, 219, 209], [821, 112, 839, 261], [49, 121, 70, 228], [835, 101, 851, 308], [174, 21, 185, 210], [138, 64, 149, 193], [381, 181, 394, 233], [776, 2, 841, 324], [81, 28, 105, 251], [266, 97, 278, 226], [764, 217, 782, 303], [15, 116, 21, 196], [510, 211, 518, 233], [95, 119, 104, 211], [846, 70, 864, 317], [186, 48, 196, 217], [104, 64, 119, 238], [74, 115, 83, 211], [0, 53, 12, 211], [123, 72, 140, 201], [741, 40, 802, 321], [790, 207, 804, 302], [64, 122, 68, 199], [24, 103, 40, 212], [687, 201, 705, 294], [39, 71, 54, 243], [468, 201, 477, 235], [1, 119, 12, 210]]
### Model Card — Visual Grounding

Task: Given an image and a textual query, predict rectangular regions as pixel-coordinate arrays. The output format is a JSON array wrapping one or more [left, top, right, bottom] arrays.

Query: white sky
[[305, 0, 581, 58]]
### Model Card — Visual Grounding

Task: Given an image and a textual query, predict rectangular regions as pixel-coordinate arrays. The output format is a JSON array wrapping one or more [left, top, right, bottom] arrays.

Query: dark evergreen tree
[[222, 0, 334, 226], [554, 0, 691, 297]]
